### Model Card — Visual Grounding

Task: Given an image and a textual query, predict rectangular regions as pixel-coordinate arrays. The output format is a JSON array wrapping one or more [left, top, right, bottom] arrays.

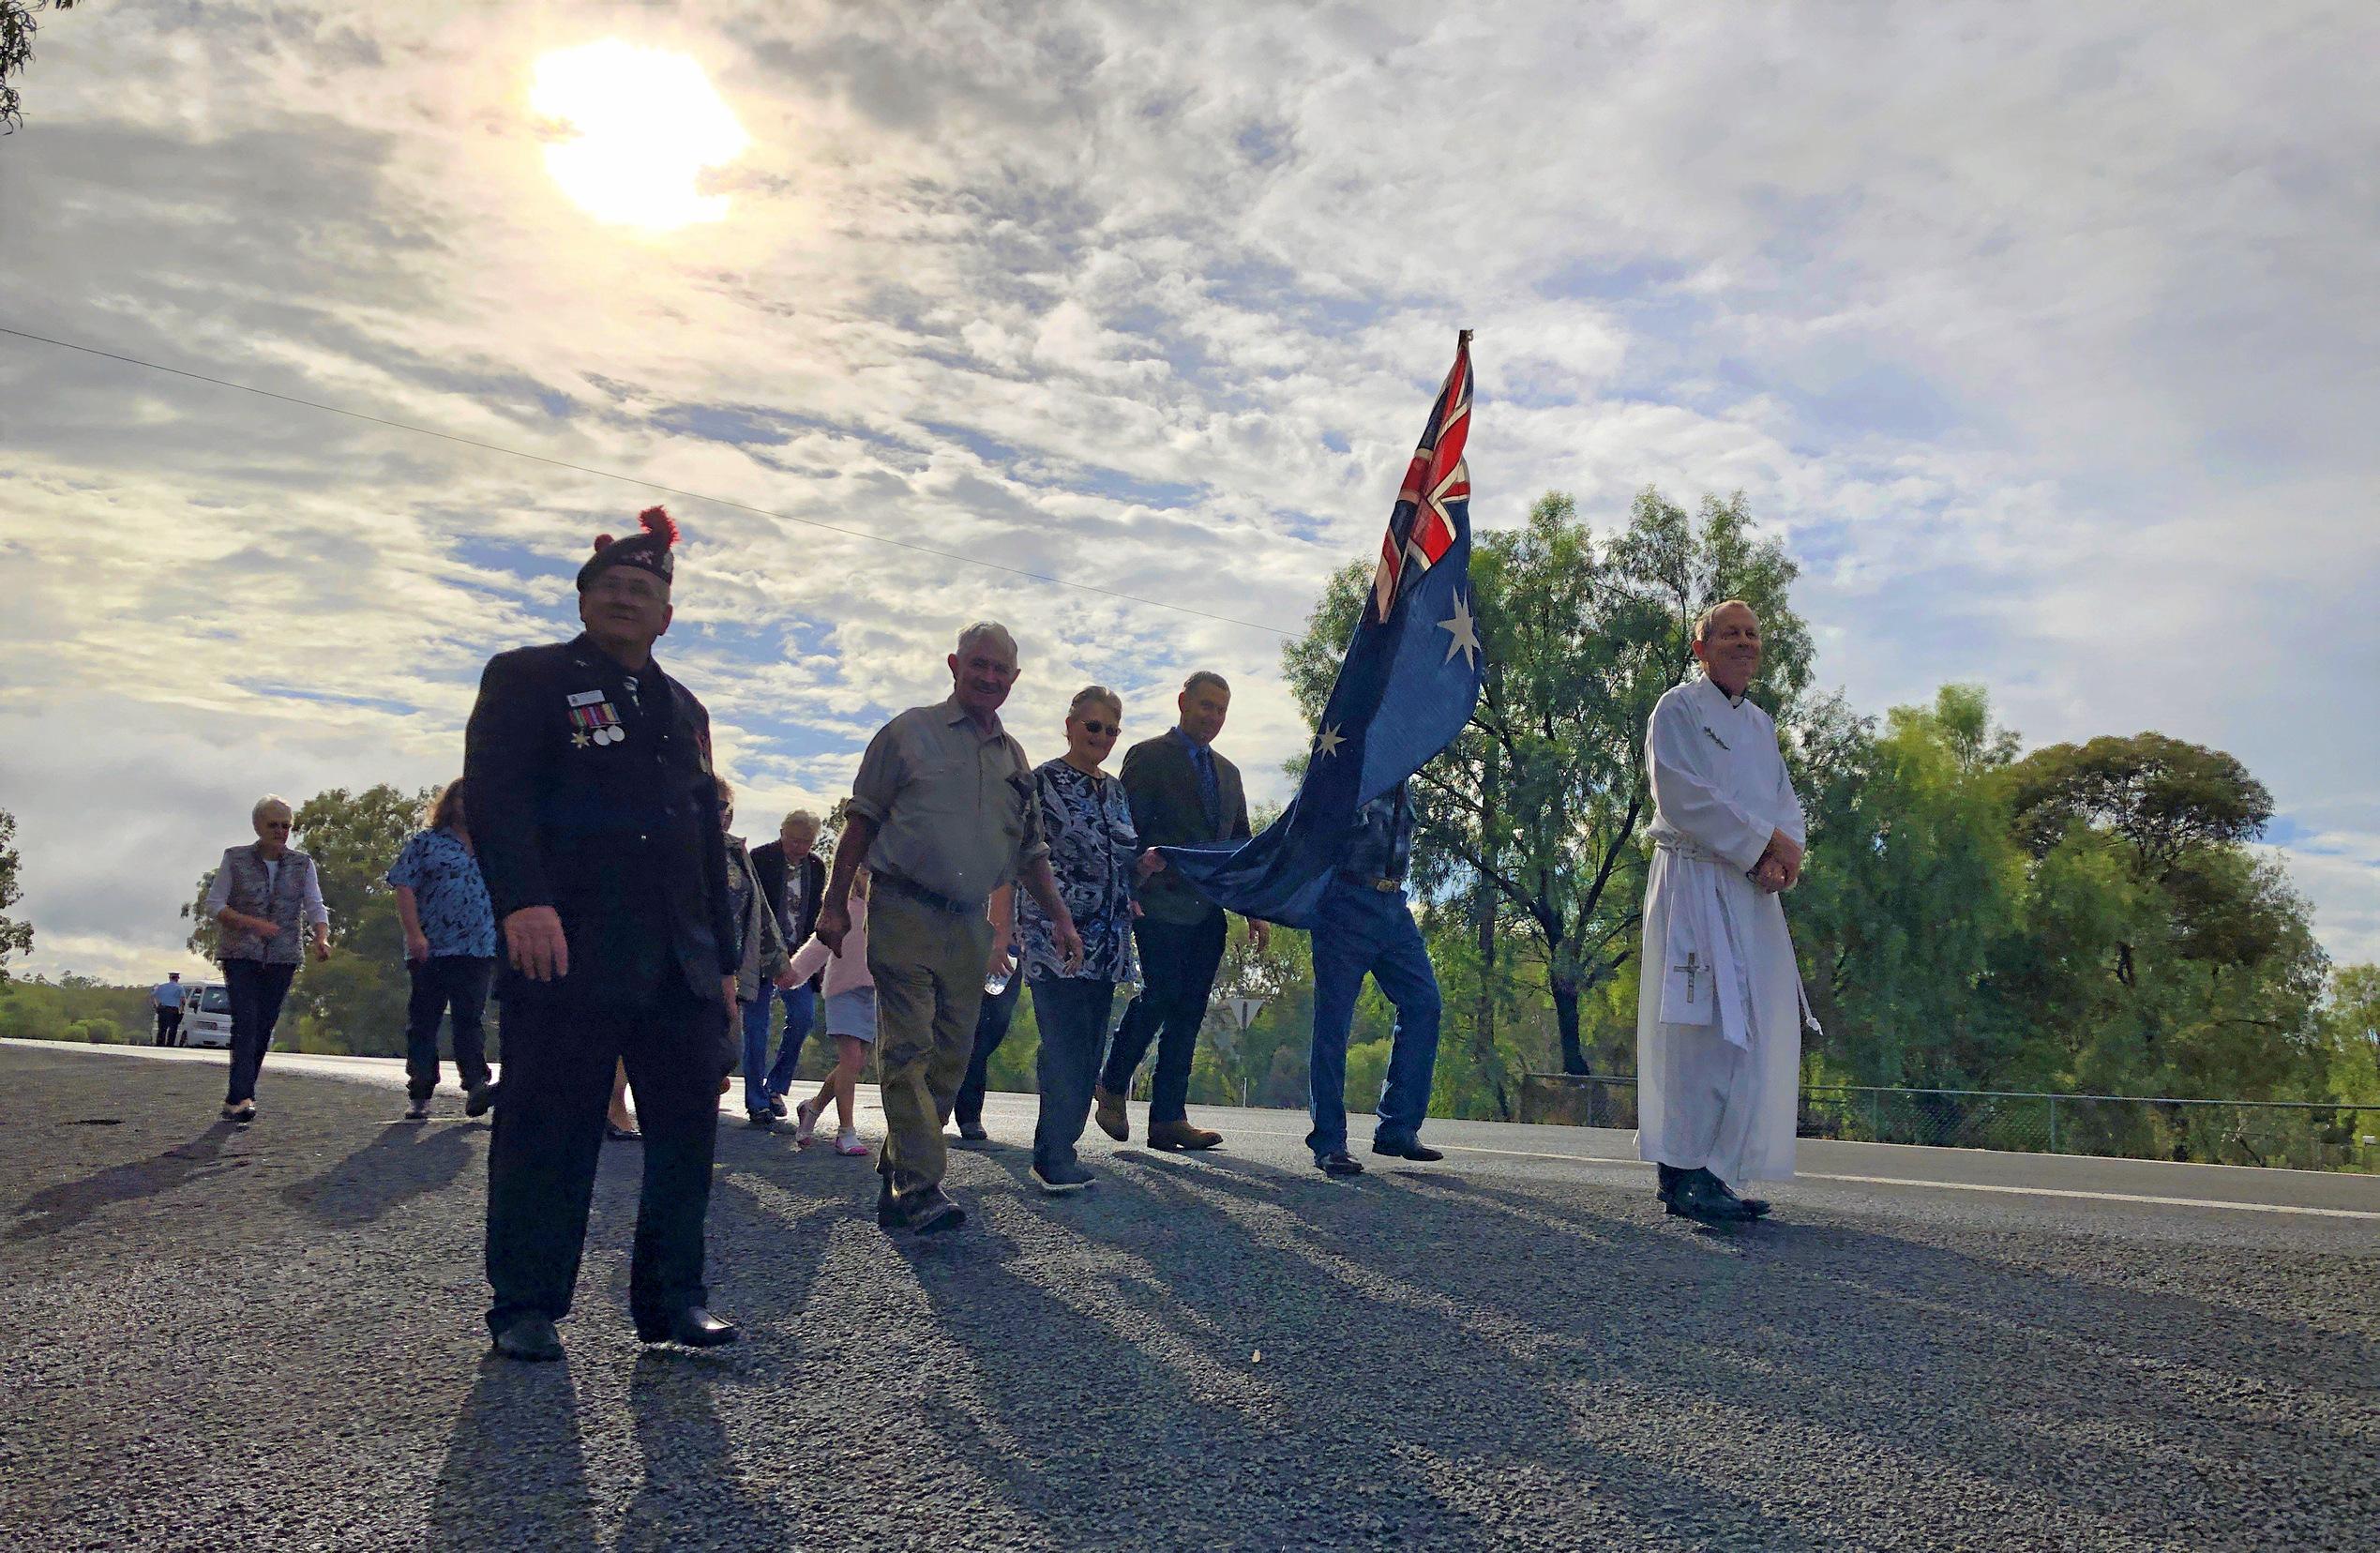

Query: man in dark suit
[[1096, 671, 1267, 1149], [745, 809, 827, 1124], [465, 505, 742, 1363]]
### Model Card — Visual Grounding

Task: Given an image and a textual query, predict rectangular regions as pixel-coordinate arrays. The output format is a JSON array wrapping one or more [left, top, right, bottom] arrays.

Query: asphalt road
[[4, 1040, 2373, 1551]]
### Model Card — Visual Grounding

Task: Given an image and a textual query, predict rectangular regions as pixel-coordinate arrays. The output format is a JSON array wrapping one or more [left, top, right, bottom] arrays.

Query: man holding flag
[[1162, 332, 1483, 1177]]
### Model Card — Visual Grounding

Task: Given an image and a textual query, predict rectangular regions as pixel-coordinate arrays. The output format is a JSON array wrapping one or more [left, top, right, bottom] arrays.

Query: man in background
[[1097, 671, 1265, 1151], [746, 809, 826, 1123], [149, 972, 185, 1048]]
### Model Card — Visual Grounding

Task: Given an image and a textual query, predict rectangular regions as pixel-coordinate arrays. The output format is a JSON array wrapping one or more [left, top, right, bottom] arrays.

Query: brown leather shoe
[[1147, 1120, 1222, 1151], [1092, 1087, 1129, 1141]]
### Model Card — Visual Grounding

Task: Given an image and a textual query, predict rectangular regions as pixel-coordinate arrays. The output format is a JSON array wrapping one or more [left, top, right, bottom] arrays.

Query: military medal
[[567, 693, 626, 746]]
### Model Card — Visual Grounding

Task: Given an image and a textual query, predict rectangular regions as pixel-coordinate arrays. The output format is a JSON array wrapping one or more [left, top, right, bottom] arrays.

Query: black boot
[[1669, 1170, 1751, 1224], [1692, 1168, 1770, 1218]]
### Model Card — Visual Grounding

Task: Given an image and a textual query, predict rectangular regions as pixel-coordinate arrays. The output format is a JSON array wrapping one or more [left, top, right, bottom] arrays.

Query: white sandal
[[793, 1095, 824, 1147]]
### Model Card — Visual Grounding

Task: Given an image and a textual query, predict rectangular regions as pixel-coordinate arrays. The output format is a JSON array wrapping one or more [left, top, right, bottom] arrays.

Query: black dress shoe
[[1690, 1168, 1770, 1218], [1695, 1171, 1770, 1219], [491, 1316, 564, 1363], [464, 1080, 499, 1118], [877, 1173, 899, 1229], [636, 1306, 740, 1348], [1371, 1138, 1444, 1162], [1665, 1173, 1751, 1224], [1315, 1151, 1365, 1177]]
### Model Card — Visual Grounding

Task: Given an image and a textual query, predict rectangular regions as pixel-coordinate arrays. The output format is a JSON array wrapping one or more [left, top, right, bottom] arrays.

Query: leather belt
[[1337, 870, 1405, 893], [873, 872, 984, 916]]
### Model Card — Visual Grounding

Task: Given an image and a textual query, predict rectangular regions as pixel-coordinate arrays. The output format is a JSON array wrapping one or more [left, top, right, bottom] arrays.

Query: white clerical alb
[[1634, 673, 1811, 1189]]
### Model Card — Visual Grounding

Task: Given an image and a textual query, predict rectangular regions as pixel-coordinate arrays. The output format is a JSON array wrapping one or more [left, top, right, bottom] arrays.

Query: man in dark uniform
[[465, 505, 742, 1363], [1304, 780, 1444, 1177]]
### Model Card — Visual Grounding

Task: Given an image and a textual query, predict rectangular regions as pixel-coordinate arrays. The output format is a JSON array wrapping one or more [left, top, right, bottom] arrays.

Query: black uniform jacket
[[749, 841, 827, 988], [1120, 731, 1251, 927], [465, 633, 737, 1013]]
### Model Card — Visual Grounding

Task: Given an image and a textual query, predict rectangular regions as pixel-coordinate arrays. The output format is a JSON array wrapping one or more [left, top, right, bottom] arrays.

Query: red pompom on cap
[[591, 534, 614, 553], [638, 505, 679, 546]]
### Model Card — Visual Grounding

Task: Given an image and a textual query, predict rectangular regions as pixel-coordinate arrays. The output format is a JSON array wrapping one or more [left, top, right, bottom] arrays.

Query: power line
[[0, 323, 1298, 638]]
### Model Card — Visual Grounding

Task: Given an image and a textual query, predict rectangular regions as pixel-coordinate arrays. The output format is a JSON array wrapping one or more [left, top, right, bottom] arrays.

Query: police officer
[[465, 505, 742, 1363]]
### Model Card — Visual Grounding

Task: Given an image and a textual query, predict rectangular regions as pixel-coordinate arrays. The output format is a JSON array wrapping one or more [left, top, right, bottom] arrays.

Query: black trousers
[[154, 1009, 182, 1048], [1100, 913, 1228, 1123], [484, 983, 727, 1334], [954, 971, 1023, 1127], [1031, 976, 1118, 1170], [222, 958, 297, 1106], [405, 955, 495, 1100]]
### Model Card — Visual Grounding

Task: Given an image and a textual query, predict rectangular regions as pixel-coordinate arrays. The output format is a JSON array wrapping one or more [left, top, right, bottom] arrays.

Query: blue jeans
[[741, 983, 816, 1115], [1306, 878, 1442, 1158]]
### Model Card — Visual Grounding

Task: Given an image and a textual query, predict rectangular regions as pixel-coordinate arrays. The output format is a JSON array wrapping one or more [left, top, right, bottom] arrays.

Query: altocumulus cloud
[[1, 0, 2375, 980]]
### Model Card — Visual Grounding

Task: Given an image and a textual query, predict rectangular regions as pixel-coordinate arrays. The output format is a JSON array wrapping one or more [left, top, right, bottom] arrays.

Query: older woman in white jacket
[[789, 870, 876, 1154]]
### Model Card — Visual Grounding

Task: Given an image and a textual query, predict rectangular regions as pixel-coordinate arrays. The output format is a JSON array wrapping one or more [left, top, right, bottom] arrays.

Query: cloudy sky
[[2, 1, 2374, 982]]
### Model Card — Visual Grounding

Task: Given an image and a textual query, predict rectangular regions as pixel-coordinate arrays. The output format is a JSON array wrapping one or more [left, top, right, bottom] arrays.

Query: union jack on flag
[[1371, 333, 1473, 622]]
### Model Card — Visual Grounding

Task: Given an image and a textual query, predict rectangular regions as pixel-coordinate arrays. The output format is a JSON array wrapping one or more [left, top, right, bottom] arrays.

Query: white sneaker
[[835, 1128, 868, 1156]]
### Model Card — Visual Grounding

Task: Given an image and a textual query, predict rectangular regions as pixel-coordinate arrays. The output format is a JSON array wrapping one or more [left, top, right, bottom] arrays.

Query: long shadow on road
[[279, 1119, 483, 1225], [900, 1147, 1820, 1550], [428, 1355, 601, 1549], [6, 1121, 249, 1242], [1158, 1157, 2377, 1546]]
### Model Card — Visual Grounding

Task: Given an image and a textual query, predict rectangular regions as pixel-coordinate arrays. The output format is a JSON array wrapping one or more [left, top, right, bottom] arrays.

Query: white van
[[179, 982, 233, 1048]]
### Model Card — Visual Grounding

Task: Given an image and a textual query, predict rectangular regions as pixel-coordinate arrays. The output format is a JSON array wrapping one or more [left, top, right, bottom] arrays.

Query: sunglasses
[[1078, 719, 1119, 736]]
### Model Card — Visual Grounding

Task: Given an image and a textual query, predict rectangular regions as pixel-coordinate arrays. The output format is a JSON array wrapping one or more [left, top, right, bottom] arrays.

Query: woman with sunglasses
[[1017, 686, 1164, 1193]]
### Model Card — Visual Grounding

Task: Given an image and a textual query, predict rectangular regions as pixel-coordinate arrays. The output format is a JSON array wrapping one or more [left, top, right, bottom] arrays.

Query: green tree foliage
[[2315, 964, 2380, 1106], [1992, 733, 2324, 1098], [0, 973, 144, 1042], [1791, 686, 2030, 1085], [1793, 701, 2332, 1105], [0, 0, 77, 132], [1284, 486, 1811, 1076], [2005, 733, 2272, 878], [0, 807, 34, 978]]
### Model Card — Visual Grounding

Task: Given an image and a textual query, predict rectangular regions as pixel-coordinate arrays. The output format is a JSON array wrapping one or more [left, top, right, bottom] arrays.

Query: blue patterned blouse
[[385, 828, 497, 958], [1018, 759, 1141, 985]]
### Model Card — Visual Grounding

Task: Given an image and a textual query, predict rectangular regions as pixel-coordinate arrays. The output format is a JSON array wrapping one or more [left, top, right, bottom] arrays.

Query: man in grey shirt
[[817, 621, 1083, 1234]]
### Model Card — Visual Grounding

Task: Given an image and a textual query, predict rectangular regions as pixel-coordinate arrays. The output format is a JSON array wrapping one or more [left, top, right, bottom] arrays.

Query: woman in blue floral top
[[1018, 686, 1164, 1193], [386, 778, 498, 1121]]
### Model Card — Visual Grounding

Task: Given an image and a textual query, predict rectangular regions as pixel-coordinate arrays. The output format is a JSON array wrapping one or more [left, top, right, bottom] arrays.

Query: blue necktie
[[1193, 743, 1221, 835]]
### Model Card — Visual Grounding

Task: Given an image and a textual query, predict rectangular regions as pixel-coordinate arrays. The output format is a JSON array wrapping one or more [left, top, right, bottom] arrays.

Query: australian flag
[[1162, 332, 1484, 928]]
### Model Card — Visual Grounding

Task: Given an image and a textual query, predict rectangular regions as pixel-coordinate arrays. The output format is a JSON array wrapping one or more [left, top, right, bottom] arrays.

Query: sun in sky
[[530, 39, 749, 231]]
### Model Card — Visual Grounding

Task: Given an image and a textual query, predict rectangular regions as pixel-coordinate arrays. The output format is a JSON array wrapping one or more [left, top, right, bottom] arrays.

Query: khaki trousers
[[866, 889, 994, 1195]]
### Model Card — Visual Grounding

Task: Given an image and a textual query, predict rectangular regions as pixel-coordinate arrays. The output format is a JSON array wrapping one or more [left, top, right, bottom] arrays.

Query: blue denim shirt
[[1339, 784, 1415, 882]]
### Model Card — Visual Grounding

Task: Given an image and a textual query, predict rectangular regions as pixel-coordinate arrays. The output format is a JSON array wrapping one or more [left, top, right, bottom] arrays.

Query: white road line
[[1799, 1171, 2380, 1222], [1223, 1127, 2380, 1220]]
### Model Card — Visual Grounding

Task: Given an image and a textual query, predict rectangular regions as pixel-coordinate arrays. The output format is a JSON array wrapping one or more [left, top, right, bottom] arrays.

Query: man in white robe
[[1634, 599, 1808, 1223]]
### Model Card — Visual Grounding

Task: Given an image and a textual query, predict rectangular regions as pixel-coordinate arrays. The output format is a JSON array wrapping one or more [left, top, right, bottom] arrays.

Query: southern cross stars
[[1315, 724, 1346, 759], [1439, 591, 1481, 669]]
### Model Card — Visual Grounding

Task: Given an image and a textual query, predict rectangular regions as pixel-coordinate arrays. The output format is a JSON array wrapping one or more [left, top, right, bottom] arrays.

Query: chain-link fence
[[1517, 1074, 2380, 1174]]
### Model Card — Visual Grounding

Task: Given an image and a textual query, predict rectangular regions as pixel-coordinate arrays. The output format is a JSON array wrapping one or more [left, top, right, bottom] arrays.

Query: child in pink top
[[788, 870, 875, 1154]]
